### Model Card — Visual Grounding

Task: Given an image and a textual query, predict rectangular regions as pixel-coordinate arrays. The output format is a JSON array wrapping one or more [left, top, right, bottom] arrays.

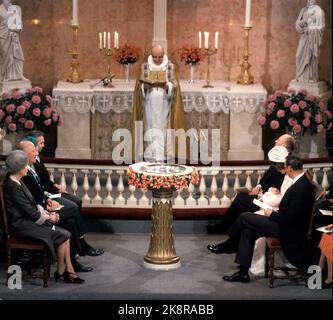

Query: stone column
[[153, 0, 168, 52]]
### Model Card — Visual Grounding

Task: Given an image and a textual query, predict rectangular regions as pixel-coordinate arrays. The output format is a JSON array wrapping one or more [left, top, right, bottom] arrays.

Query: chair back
[[0, 184, 11, 240]]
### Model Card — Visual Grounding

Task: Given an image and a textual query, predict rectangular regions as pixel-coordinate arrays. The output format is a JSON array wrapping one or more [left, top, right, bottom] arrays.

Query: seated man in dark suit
[[18, 140, 104, 273], [207, 134, 296, 234], [208, 156, 315, 283]]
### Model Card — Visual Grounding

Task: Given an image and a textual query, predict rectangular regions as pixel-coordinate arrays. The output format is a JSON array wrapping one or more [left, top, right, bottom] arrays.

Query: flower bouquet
[[114, 44, 141, 65], [257, 88, 332, 135], [114, 44, 141, 82], [127, 166, 200, 191], [0, 87, 61, 134], [176, 45, 207, 65]]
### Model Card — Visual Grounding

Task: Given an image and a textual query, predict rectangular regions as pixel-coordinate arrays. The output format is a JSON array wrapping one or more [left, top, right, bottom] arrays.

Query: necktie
[[29, 166, 44, 191]]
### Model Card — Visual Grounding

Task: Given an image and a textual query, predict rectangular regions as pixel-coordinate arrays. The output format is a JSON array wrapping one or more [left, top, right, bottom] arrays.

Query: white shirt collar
[[292, 172, 304, 185], [147, 54, 168, 69]]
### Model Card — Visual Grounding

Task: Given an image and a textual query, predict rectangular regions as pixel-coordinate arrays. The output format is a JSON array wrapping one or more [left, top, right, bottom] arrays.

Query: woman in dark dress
[[4, 150, 84, 284]]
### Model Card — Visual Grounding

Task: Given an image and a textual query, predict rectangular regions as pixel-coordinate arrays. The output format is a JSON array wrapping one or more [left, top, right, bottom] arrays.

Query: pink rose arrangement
[[127, 167, 200, 191], [0, 87, 61, 134], [258, 88, 332, 135]]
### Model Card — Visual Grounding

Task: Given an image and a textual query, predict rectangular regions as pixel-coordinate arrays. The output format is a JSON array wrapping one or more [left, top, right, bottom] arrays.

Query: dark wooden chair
[[264, 179, 316, 288], [0, 185, 50, 288]]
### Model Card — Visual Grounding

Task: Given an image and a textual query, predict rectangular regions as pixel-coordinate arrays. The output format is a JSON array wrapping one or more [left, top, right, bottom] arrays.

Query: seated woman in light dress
[[249, 146, 291, 276]]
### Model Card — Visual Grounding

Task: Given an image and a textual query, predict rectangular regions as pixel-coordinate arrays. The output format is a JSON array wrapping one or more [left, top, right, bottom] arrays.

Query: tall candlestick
[[99, 32, 102, 49], [204, 32, 209, 49], [199, 31, 202, 48], [245, 0, 251, 27], [214, 31, 219, 49], [72, 0, 78, 26], [103, 31, 106, 48]]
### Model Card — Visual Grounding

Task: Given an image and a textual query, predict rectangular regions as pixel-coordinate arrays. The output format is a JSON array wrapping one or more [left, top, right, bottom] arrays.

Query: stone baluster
[[221, 171, 231, 207], [174, 189, 185, 207], [186, 182, 196, 207], [245, 170, 253, 190], [104, 170, 113, 206], [312, 168, 319, 187], [115, 170, 125, 206], [70, 169, 78, 195], [48, 168, 55, 183], [210, 171, 220, 207], [82, 169, 91, 206], [127, 184, 137, 207], [321, 168, 330, 191], [139, 188, 150, 207], [59, 169, 67, 189], [256, 170, 265, 186], [198, 171, 208, 207], [233, 170, 241, 198], [92, 170, 102, 206]]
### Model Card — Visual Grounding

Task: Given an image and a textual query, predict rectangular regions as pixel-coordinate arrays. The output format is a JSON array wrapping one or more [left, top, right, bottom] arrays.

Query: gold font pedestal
[[143, 188, 181, 270]]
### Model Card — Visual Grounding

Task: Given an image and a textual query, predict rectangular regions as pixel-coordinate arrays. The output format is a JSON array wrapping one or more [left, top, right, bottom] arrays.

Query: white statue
[[295, 0, 325, 82], [0, 0, 25, 82]]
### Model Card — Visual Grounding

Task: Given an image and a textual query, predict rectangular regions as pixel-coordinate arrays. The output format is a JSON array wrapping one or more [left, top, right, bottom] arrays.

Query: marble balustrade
[[1, 161, 330, 209]]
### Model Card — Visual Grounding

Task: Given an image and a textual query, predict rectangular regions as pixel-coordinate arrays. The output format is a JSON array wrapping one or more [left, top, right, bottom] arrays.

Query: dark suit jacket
[[259, 165, 285, 192], [21, 170, 46, 205], [270, 174, 315, 268], [34, 159, 59, 194], [4, 179, 43, 232]]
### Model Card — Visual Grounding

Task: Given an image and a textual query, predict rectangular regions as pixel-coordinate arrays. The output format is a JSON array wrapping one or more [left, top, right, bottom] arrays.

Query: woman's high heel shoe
[[54, 271, 65, 282], [63, 271, 85, 284]]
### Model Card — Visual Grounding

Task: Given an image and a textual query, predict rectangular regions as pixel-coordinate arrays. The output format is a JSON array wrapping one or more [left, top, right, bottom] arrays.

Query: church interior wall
[[15, 0, 331, 94]]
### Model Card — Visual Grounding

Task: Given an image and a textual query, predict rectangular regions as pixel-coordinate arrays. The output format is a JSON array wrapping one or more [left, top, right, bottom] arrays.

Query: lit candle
[[214, 31, 219, 49], [115, 31, 119, 49], [72, 0, 78, 26], [199, 31, 202, 48], [204, 32, 209, 49], [103, 31, 106, 48], [99, 32, 102, 49], [107, 32, 111, 49], [245, 0, 251, 27]]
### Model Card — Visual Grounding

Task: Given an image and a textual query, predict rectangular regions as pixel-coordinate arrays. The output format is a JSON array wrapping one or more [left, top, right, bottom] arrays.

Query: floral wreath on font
[[127, 167, 200, 190]]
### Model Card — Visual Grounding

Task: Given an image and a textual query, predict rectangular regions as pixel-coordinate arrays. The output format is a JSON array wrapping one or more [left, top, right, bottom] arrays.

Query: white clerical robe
[[141, 54, 174, 161]]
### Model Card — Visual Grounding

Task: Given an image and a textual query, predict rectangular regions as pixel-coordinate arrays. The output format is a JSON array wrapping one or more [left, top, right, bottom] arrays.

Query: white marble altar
[[53, 79, 267, 161]]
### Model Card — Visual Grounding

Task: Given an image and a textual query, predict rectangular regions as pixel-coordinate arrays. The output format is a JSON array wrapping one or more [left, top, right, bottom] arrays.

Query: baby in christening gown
[[249, 184, 292, 276]]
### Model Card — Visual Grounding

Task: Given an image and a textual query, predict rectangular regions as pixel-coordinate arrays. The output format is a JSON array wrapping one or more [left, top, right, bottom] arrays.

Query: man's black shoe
[[73, 261, 93, 272], [207, 242, 236, 254], [80, 247, 104, 257], [223, 271, 250, 283], [207, 243, 225, 254]]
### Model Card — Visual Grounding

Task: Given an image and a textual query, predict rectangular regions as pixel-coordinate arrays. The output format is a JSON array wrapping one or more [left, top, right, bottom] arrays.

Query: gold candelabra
[[237, 26, 254, 85], [99, 47, 118, 88], [202, 47, 218, 88], [67, 25, 83, 83]]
